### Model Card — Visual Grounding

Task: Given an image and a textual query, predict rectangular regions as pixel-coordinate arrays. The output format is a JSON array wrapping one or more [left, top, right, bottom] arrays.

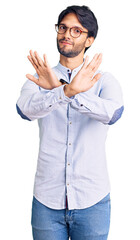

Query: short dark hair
[[57, 5, 98, 52]]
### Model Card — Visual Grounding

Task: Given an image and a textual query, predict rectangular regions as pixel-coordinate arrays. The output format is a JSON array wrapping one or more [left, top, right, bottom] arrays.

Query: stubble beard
[[57, 38, 86, 58]]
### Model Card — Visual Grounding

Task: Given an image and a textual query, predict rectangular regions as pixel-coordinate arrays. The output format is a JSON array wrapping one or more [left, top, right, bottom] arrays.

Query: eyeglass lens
[[56, 25, 81, 37]]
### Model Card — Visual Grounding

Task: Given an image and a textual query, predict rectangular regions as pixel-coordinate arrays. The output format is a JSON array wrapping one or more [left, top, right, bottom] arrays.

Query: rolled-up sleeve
[[16, 73, 72, 121], [69, 72, 124, 125]]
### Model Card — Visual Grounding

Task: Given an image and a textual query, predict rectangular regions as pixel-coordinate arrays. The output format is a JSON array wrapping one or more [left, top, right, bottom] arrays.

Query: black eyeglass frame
[[55, 24, 88, 38]]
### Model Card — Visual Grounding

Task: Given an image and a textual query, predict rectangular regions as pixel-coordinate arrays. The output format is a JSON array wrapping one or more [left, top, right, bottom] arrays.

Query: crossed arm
[[16, 50, 124, 123], [26, 50, 102, 96]]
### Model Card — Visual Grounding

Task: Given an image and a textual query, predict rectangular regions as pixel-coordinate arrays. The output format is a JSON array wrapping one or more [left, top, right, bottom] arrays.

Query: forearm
[[16, 80, 72, 121], [70, 93, 124, 124], [64, 72, 124, 125]]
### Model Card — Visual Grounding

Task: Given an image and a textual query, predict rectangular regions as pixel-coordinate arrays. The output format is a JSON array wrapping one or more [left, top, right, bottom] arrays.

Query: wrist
[[53, 81, 63, 89], [64, 84, 78, 98]]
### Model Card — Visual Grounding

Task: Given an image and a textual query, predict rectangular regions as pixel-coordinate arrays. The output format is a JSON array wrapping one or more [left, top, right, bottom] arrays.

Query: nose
[[63, 28, 71, 39]]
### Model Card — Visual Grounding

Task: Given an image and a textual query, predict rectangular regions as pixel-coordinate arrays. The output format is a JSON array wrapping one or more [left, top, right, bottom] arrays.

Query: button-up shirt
[[16, 61, 124, 210]]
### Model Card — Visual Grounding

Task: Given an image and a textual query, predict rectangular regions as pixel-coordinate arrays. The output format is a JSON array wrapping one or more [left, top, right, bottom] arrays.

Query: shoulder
[[99, 70, 122, 89]]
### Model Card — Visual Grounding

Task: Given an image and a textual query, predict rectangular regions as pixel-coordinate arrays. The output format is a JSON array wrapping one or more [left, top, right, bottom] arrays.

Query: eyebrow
[[60, 23, 84, 30]]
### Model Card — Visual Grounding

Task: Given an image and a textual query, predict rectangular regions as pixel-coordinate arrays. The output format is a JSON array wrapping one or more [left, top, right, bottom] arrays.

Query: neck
[[60, 52, 84, 70]]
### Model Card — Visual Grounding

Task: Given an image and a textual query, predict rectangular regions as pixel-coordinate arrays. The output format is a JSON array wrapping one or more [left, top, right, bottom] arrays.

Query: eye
[[74, 28, 81, 33], [59, 25, 66, 30]]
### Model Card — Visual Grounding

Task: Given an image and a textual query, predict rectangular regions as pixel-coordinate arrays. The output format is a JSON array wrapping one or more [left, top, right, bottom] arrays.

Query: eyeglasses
[[55, 24, 88, 38]]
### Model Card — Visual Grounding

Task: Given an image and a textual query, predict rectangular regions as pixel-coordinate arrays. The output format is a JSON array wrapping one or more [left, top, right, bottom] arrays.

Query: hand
[[26, 50, 62, 89], [64, 53, 102, 97]]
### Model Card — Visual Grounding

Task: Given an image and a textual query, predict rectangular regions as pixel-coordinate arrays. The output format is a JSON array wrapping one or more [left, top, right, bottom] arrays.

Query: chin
[[60, 51, 74, 58]]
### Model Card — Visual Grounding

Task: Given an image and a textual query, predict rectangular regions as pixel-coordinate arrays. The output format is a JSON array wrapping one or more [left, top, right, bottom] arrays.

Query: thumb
[[26, 74, 39, 85]]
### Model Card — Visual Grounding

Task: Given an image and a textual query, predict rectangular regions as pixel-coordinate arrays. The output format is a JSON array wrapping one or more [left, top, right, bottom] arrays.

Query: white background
[[0, 0, 140, 239]]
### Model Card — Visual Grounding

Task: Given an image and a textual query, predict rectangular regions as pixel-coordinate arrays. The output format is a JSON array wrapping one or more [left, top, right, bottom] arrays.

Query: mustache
[[59, 38, 73, 45]]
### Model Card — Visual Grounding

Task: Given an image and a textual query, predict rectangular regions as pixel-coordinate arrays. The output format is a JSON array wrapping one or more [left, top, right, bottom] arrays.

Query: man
[[16, 5, 124, 240]]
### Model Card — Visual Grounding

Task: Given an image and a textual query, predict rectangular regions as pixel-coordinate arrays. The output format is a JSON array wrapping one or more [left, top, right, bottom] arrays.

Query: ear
[[85, 36, 94, 48]]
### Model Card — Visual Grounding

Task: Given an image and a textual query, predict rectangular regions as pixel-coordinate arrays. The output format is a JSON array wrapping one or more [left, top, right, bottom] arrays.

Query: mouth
[[59, 40, 73, 46]]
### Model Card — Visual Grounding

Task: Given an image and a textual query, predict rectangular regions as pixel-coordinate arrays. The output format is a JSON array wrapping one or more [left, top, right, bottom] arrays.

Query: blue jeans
[[31, 193, 111, 240]]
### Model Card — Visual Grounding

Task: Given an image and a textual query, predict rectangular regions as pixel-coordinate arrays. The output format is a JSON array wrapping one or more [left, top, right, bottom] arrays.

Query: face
[[57, 13, 93, 58]]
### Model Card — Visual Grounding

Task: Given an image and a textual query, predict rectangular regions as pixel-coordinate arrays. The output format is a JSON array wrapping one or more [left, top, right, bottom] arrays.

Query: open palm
[[26, 50, 61, 89]]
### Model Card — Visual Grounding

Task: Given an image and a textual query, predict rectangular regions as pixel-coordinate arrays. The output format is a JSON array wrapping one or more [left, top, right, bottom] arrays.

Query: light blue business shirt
[[16, 61, 124, 210]]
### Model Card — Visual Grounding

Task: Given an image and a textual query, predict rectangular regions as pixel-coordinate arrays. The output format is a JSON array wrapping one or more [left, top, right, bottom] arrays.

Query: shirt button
[[49, 105, 52, 107], [67, 183, 69, 186], [59, 97, 62, 100], [68, 163, 70, 165], [69, 121, 72, 124], [69, 143, 71, 145], [80, 104, 83, 106]]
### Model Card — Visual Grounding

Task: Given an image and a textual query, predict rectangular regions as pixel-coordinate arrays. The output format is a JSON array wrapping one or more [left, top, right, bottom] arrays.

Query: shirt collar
[[56, 60, 85, 75]]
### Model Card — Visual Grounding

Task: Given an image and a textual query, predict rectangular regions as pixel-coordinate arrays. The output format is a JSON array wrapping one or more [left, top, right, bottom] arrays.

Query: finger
[[91, 53, 102, 68], [34, 51, 44, 66], [81, 55, 89, 69], [26, 74, 39, 85], [91, 73, 101, 84], [29, 50, 39, 68], [43, 54, 50, 67], [87, 53, 98, 69], [95, 53, 103, 65], [92, 54, 103, 72], [27, 55, 38, 70], [87, 53, 102, 70]]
